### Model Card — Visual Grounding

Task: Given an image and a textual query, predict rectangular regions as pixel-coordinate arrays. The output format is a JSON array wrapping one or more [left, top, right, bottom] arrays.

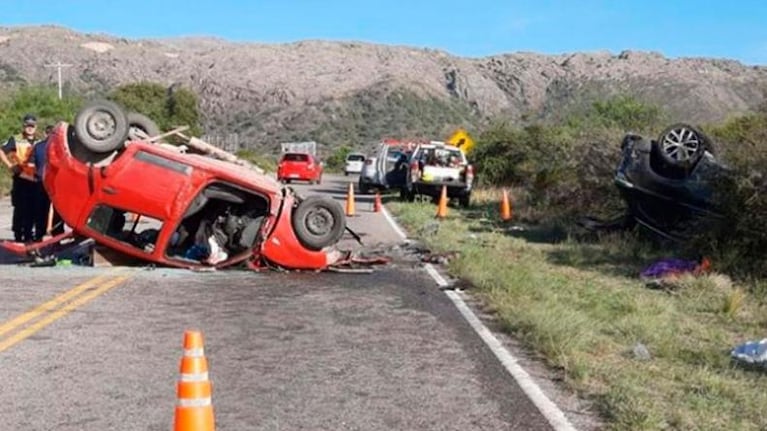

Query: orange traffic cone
[[373, 192, 382, 213], [500, 188, 513, 222], [345, 183, 356, 217], [435, 185, 448, 219], [174, 330, 215, 431]]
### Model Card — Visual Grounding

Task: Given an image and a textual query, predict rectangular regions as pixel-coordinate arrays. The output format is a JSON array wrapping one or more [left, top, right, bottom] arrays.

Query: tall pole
[[44, 61, 73, 100]]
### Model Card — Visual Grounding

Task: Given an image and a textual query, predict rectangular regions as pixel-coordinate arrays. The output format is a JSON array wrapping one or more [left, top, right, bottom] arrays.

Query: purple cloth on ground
[[640, 258, 699, 279]]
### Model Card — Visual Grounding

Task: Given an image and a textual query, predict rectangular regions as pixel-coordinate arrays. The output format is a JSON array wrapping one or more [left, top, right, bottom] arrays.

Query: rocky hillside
[[1, 25, 766, 151]]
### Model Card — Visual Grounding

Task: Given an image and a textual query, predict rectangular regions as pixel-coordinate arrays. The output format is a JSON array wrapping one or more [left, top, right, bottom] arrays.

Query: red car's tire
[[74, 100, 129, 154], [292, 195, 346, 250], [127, 112, 161, 141]]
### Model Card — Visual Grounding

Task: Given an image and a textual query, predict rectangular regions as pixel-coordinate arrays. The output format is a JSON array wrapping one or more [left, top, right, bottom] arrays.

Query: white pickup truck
[[280, 141, 317, 156], [402, 141, 474, 207]]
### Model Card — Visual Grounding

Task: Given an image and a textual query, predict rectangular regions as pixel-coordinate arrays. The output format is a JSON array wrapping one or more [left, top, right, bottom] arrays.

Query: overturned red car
[[39, 100, 347, 270]]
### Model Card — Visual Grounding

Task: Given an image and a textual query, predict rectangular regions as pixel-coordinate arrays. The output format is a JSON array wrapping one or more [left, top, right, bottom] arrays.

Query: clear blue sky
[[5, 0, 767, 64]]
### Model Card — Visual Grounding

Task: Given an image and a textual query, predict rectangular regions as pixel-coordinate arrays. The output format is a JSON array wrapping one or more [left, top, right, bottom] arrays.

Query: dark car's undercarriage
[[590, 124, 729, 241]]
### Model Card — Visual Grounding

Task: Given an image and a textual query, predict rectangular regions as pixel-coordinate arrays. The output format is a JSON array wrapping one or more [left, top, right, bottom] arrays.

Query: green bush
[[473, 95, 660, 223], [687, 112, 767, 278], [324, 145, 353, 172], [109, 82, 203, 137]]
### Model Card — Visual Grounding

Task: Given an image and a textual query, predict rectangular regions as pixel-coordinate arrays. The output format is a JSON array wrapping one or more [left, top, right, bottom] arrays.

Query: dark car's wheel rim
[[660, 126, 701, 162]]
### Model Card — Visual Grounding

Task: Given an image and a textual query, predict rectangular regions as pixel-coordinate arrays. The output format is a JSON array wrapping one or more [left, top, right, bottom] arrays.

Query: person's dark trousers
[[33, 182, 64, 241], [10, 176, 36, 242]]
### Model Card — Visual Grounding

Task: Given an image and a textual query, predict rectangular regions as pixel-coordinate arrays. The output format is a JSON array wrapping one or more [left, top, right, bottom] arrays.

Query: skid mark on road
[[0, 269, 131, 353]]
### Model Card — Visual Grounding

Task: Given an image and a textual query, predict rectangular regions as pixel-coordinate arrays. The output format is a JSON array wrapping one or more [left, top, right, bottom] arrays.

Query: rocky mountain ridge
[[1, 25, 765, 149]]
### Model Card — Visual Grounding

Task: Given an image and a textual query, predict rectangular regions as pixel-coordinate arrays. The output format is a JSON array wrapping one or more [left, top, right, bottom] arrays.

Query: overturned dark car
[[614, 123, 728, 240]]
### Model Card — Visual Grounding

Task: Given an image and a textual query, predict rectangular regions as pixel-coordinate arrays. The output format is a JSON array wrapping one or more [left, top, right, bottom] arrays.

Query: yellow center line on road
[[0, 271, 132, 354], [0, 270, 125, 337]]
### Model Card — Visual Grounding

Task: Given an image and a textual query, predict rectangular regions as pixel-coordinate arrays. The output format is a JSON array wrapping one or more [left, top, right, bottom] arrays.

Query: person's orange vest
[[8, 134, 36, 182]]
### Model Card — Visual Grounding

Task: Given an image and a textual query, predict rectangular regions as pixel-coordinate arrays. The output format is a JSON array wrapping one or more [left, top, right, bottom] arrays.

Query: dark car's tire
[[292, 195, 346, 250], [656, 124, 710, 168], [359, 183, 370, 195], [127, 112, 161, 141], [74, 100, 129, 153]]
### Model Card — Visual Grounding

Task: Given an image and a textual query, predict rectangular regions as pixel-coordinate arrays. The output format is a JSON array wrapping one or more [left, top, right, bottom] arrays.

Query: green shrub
[[109, 82, 203, 137], [687, 112, 767, 278], [324, 145, 353, 172], [473, 95, 661, 223]]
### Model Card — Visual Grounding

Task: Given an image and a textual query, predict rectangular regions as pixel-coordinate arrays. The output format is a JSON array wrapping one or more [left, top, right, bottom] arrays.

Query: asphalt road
[[0, 174, 568, 430]]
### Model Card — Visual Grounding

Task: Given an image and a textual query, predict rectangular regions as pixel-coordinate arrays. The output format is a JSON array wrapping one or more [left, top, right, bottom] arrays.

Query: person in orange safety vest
[[1, 114, 40, 242]]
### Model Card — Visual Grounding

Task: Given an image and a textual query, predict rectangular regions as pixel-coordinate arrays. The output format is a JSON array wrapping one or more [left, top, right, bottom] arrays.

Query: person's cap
[[22, 114, 37, 126]]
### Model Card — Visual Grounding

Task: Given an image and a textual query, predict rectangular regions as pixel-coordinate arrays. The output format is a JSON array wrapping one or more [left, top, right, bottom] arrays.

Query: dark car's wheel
[[74, 100, 129, 153], [127, 112, 161, 141], [359, 182, 370, 195], [656, 124, 709, 168], [292, 195, 346, 250]]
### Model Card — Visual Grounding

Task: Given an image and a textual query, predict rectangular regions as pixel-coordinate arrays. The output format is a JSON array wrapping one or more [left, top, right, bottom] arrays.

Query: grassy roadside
[[389, 190, 767, 430]]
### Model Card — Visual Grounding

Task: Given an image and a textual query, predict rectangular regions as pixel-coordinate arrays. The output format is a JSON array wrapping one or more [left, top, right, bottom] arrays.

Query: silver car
[[358, 143, 411, 194], [358, 156, 377, 194]]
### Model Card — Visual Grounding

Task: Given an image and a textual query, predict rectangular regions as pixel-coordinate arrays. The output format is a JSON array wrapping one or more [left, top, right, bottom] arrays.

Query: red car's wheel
[[291, 195, 345, 250], [74, 100, 129, 153], [127, 112, 161, 141]]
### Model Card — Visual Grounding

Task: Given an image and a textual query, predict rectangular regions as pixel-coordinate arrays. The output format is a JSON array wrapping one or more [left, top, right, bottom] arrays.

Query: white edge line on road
[[429, 263, 578, 431], [442, 282, 578, 431], [380, 204, 577, 431], [380, 205, 408, 240]]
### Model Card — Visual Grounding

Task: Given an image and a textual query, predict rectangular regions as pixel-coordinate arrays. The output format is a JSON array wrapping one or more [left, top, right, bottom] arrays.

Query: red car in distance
[[277, 152, 323, 184], [39, 100, 346, 271]]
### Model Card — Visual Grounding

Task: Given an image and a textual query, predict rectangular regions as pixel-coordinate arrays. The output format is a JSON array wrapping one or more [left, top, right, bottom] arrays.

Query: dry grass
[[390, 196, 767, 431]]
